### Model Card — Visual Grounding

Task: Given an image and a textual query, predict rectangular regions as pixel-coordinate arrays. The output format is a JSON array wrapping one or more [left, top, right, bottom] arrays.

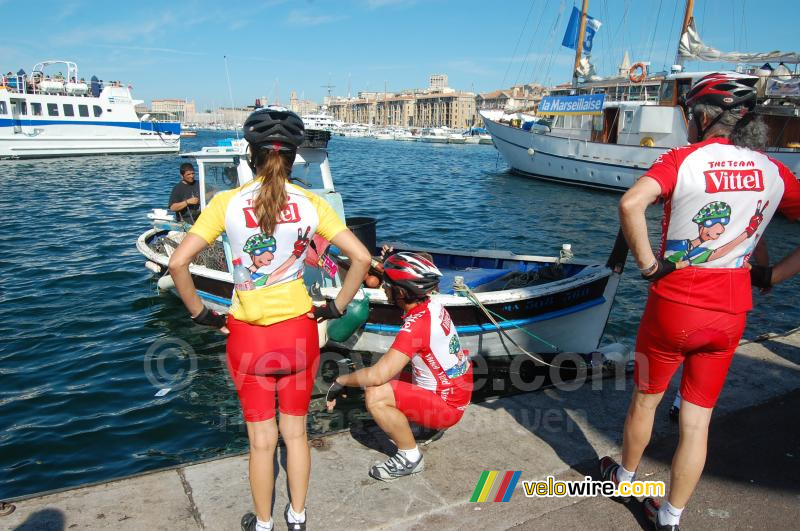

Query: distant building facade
[[289, 91, 320, 116], [151, 99, 196, 122], [429, 74, 448, 91], [327, 75, 475, 128], [476, 84, 545, 112]]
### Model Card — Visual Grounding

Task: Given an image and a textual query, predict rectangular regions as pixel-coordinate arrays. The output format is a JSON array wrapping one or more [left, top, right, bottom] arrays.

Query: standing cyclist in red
[[600, 73, 800, 530], [326, 252, 473, 480], [168, 107, 371, 531]]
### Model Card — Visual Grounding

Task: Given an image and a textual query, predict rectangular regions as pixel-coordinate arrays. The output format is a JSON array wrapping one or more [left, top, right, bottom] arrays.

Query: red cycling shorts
[[226, 314, 320, 422], [634, 294, 746, 408], [389, 369, 471, 430]]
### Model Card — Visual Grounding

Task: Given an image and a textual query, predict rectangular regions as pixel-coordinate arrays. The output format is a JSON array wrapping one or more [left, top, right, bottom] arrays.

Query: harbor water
[[2, 132, 799, 500]]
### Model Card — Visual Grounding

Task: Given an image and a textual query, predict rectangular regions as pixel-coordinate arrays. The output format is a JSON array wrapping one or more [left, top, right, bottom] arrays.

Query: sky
[[2, 0, 798, 110]]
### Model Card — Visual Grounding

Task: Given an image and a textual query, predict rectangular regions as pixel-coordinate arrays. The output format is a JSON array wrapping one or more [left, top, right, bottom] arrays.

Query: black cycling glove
[[642, 260, 676, 282], [749, 265, 773, 290], [313, 301, 344, 322], [326, 381, 346, 403], [191, 307, 227, 329]]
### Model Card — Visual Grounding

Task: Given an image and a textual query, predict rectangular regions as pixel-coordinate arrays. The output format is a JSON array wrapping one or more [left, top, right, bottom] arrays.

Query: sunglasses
[[702, 217, 729, 227]]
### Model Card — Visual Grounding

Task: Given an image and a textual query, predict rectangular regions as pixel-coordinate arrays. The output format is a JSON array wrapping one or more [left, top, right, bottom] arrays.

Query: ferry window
[[31, 102, 42, 116], [93, 105, 102, 117], [622, 109, 635, 131], [78, 105, 89, 117], [0, 101, 6, 114], [47, 103, 59, 116], [63, 104, 75, 117]]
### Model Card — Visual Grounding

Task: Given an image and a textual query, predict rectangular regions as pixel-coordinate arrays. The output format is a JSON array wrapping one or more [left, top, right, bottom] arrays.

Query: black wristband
[[191, 307, 226, 329], [750, 265, 773, 289], [642, 259, 676, 282], [326, 381, 346, 403], [313, 301, 345, 322]]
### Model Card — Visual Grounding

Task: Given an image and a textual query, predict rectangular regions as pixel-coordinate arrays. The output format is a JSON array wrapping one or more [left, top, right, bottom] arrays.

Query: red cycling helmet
[[684, 72, 758, 110], [382, 252, 442, 298]]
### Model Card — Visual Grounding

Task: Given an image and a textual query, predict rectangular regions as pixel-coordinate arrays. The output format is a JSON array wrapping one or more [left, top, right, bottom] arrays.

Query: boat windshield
[[203, 161, 240, 204], [291, 158, 326, 190]]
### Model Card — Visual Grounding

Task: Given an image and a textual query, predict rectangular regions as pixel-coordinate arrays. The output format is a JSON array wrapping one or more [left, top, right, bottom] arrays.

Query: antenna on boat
[[223, 55, 240, 139]]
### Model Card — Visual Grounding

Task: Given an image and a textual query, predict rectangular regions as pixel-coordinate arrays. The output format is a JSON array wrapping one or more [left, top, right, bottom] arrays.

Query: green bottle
[[327, 291, 371, 342]]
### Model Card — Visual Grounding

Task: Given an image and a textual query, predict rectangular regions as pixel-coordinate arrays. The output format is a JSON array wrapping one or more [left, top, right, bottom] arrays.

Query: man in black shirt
[[169, 163, 200, 223]]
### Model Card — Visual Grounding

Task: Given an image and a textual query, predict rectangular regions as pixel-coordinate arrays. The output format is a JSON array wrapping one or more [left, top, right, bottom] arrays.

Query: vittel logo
[[276, 203, 301, 224], [704, 169, 764, 193]]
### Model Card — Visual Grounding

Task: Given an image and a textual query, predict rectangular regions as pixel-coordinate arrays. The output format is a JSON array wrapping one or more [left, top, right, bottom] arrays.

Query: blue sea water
[[1, 132, 798, 499]]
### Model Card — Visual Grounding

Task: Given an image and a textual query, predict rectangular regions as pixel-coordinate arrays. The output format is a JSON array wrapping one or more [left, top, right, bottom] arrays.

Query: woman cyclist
[[168, 107, 371, 531], [326, 251, 473, 481]]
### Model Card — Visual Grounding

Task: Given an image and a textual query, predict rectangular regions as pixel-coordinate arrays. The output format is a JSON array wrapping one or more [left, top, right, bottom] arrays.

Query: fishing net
[[147, 232, 229, 272], [502, 264, 567, 290]]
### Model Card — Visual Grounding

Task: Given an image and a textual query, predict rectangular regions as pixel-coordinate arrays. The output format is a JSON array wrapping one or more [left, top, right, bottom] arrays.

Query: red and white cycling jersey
[[390, 299, 472, 410], [645, 137, 800, 313]]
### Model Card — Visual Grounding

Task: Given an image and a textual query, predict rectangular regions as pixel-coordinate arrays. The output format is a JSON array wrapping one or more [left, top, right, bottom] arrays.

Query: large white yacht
[[0, 60, 180, 159]]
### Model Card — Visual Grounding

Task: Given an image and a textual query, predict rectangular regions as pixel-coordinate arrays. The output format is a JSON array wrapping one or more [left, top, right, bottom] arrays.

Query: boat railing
[[0, 74, 129, 98]]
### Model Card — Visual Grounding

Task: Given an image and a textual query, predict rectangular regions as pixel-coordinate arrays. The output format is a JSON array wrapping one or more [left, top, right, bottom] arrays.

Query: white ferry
[[0, 60, 180, 159]]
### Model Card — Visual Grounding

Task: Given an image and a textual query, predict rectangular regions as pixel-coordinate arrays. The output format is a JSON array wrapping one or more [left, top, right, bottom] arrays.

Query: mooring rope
[[455, 282, 591, 371]]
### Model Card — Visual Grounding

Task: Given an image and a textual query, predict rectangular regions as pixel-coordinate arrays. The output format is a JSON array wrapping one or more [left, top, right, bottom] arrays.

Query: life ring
[[629, 63, 647, 83]]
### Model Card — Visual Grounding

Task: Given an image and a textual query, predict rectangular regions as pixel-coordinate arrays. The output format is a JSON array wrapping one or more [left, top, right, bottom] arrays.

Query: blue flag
[[561, 6, 602, 52]]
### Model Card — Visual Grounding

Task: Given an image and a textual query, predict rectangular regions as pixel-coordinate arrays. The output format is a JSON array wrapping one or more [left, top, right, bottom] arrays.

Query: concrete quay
[[4, 329, 800, 530]]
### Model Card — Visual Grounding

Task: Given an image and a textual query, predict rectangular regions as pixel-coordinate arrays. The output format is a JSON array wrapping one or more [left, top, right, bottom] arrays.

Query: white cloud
[[52, 13, 176, 46], [365, 0, 418, 8], [286, 9, 347, 27], [97, 44, 208, 57]]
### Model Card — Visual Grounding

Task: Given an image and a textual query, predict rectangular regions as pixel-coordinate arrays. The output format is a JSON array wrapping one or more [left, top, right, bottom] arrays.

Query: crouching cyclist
[[326, 252, 473, 481]]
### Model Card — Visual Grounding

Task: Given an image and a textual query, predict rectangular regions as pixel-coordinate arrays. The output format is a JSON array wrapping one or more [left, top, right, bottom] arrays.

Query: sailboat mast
[[572, 0, 589, 87], [675, 0, 695, 67]]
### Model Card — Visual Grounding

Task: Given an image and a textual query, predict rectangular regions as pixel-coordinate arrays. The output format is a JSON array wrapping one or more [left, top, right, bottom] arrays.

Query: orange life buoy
[[629, 62, 647, 83]]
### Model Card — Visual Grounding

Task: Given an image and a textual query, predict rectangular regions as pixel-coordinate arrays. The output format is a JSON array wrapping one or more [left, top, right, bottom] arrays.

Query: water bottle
[[327, 292, 371, 342], [232, 257, 254, 291]]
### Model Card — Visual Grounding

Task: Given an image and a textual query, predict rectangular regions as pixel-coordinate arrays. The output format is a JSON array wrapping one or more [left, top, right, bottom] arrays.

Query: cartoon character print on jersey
[[242, 226, 312, 288], [445, 334, 469, 379], [664, 200, 767, 267]]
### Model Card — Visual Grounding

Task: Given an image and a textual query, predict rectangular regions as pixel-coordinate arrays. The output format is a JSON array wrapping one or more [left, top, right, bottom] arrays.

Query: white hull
[[482, 113, 800, 191], [0, 132, 180, 158], [419, 136, 448, 143], [1, 73, 180, 159], [338, 274, 621, 359]]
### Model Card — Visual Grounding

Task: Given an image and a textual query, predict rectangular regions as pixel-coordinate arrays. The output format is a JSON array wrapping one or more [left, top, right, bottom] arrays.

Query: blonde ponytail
[[252, 149, 293, 236]]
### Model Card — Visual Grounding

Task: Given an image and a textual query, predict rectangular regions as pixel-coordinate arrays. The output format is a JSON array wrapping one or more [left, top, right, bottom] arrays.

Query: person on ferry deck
[[168, 163, 201, 224]]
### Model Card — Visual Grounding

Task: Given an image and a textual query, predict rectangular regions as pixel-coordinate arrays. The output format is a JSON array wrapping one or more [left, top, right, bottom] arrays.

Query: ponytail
[[251, 149, 295, 236]]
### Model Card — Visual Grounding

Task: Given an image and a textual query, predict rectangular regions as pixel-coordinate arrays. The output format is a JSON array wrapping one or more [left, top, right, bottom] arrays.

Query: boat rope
[[454, 283, 590, 371], [502, 0, 536, 88]]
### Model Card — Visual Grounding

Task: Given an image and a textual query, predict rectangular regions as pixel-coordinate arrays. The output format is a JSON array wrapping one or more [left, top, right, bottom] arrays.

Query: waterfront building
[[151, 98, 196, 122], [289, 91, 320, 116], [476, 84, 545, 112], [413, 90, 476, 129], [327, 75, 475, 129], [429, 74, 448, 91]]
